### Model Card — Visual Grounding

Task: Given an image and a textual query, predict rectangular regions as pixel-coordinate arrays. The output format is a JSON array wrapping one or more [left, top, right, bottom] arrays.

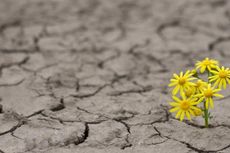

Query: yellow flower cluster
[[168, 58, 229, 122]]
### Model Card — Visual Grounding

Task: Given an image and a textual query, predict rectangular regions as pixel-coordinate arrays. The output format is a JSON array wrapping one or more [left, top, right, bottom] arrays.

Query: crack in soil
[[74, 122, 89, 145], [70, 84, 108, 98], [0, 121, 25, 136], [208, 36, 230, 51], [50, 98, 65, 112], [0, 20, 21, 34], [0, 79, 25, 87], [154, 126, 230, 153], [108, 85, 153, 96], [0, 109, 45, 137], [0, 56, 29, 76], [70, 74, 128, 99], [157, 19, 181, 38]]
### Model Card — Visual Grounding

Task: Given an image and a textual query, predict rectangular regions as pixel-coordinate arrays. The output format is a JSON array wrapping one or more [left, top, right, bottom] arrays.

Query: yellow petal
[[172, 85, 180, 95], [207, 66, 212, 72], [196, 64, 201, 69], [213, 93, 224, 98], [173, 73, 179, 79], [181, 91, 186, 100], [205, 99, 209, 109], [191, 101, 201, 105], [169, 102, 180, 107], [169, 82, 177, 87], [227, 78, 230, 84], [197, 97, 204, 103], [209, 98, 214, 109], [216, 66, 221, 71], [218, 79, 223, 89], [209, 75, 218, 79], [176, 110, 182, 118], [184, 70, 190, 76], [188, 82, 196, 86], [213, 88, 221, 93], [190, 106, 201, 111], [210, 70, 218, 74], [185, 111, 191, 120], [172, 96, 181, 102], [200, 66, 206, 73], [214, 78, 220, 87], [189, 109, 195, 116], [170, 107, 180, 113], [170, 79, 177, 82], [187, 78, 196, 81], [223, 80, 227, 89], [180, 111, 185, 121]]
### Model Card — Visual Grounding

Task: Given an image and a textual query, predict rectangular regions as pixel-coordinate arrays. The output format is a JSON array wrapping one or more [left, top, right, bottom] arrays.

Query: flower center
[[180, 101, 190, 110], [195, 81, 201, 88], [219, 71, 227, 78], [203, 60, 211, 66], [179, 77, 186, 85], [204, 89, 213, 98], [194, 109, 202, 116], [185, 89, 193, 97]]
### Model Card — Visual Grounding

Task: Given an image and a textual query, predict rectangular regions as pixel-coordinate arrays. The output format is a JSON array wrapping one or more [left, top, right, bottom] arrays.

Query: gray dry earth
[[1, 0, 230, 153]]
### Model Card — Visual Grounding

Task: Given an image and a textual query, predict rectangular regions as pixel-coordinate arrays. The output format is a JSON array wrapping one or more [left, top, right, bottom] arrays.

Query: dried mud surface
[[0, 0, 230, 153]]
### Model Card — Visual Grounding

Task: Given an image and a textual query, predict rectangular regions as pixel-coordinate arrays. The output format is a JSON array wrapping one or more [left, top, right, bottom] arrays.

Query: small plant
[[168, 58, 230, 128]]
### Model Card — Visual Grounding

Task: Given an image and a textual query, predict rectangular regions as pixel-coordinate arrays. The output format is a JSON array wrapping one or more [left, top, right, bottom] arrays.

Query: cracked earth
[[0, 0, 230, 153]]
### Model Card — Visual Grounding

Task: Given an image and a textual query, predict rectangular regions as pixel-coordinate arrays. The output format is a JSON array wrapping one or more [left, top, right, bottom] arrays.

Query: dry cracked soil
[[0, 0, 230, 153]]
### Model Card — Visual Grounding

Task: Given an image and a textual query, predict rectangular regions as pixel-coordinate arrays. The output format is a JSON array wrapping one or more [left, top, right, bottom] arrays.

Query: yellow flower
[[196, 58, 218, 73], [169, 70, 196, 95], [193, 108, 203, 116], [194, 79, 208, 93], [169, 94, 201, 121], [184, 86, 195, 98], [190, 69, 197, 76], [209, 66, 230, 89], [196, 84, 223, 109]]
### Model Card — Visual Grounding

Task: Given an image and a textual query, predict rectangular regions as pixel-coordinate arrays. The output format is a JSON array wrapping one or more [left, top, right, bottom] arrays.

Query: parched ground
[[0, 0, 230, 153]]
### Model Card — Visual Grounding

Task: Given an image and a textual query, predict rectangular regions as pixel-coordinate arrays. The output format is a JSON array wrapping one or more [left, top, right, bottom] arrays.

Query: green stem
[[203, 71, 211, 128], [203, 102, 209, 128]]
